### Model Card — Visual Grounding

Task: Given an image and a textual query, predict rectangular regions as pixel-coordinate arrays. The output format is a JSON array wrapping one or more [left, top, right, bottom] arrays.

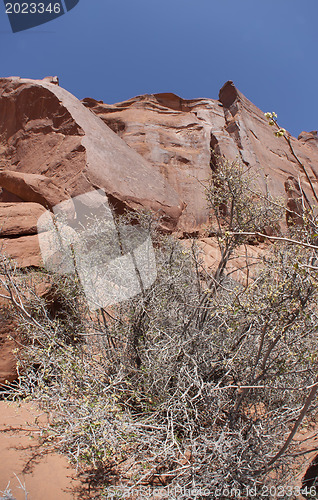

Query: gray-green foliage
[[1, 160, 318, 497], [0, 490, 16, 500]]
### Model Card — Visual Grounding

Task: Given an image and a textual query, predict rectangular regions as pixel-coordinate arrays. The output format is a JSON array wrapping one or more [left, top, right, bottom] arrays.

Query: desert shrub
[[0, 476, 28, 500], [1, 160, 318, 498], [0, 490, 16, 500]]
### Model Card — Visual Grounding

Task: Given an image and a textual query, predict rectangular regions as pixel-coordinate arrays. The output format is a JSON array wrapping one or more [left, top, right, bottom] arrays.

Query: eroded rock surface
[[0, 77, 183, 232], [84, 81, 318, 233], [83, 92, 225, 234], [0, 202, 46, 236], [1, 77, 317, 245], [0, 171, 71, 211], [218, 81, 318, 202], [0, 76, 318, 385]]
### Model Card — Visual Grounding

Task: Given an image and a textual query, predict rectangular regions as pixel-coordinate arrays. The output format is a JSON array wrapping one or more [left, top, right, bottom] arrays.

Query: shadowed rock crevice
[[302, 453, 318, 498]]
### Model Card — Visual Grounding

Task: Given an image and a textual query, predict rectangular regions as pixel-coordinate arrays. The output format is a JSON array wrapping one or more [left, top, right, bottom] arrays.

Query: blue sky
[[0, 0, 317, 137]]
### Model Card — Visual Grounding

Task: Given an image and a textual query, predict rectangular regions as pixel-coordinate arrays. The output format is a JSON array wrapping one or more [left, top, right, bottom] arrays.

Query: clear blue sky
[[0, 0, 317, 137]]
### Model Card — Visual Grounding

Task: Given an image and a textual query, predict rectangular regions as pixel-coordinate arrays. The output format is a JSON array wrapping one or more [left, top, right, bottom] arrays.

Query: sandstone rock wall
[[1, 76, 317, 248], [0, 76, 317, 384], [0, 77, 183, 233], [84, 80, 318, 234]]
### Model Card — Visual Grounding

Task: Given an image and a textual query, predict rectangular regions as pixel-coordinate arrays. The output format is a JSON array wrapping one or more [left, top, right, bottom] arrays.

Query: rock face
[[0, 76, 318, 384], [0, 170, 71, 211], [1, 76, 317, 246], [217, 82, 318, 202], [1, 234, 42, 267], [0, 77, 183, 232], [298, 130, 318, 148], [0, 202, 46, 236], [83, 81, 318, 232], [83, 92, 225, 234]]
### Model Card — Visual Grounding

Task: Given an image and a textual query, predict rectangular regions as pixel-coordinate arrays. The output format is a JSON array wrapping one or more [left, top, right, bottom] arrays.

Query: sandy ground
[[0, 401, 82, 500], [0, 399, 316, 500]]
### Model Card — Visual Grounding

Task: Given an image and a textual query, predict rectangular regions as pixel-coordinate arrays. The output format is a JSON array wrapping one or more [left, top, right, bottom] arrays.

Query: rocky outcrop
[[0, 76, 317, 275], [0, 202, 46, 236], [83, 92, 226, 234], [0, 171, 71, 211], [1, 235, 42, 267], [0, 77, 183, 232], [218, 82, 318, 202], [84, 81, 318, 233], [1, 77, 317, 248], [0, 201, 47, 266]]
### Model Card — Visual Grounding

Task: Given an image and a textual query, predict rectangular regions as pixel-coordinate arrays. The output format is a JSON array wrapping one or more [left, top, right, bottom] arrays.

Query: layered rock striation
[[0, 76, 317, 383], [0, 77, 183, 240], [1, 76, 317, 251], [83, 81, 318, 233]]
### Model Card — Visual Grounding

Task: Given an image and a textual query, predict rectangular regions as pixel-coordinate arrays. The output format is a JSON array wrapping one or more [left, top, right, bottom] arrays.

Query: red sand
[[0, 401, 81, 499]]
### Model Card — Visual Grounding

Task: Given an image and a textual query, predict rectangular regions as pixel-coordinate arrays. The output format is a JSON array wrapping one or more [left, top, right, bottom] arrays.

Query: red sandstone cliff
[[0, 76, 317, 385], [0, 77, 317, 253]]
